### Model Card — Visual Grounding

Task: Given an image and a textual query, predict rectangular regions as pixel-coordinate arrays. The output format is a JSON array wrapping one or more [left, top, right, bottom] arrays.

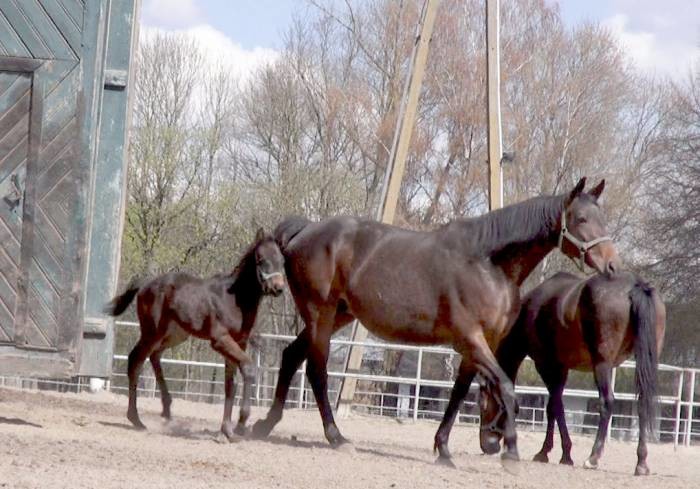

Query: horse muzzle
[[480, 432, 502, 455]]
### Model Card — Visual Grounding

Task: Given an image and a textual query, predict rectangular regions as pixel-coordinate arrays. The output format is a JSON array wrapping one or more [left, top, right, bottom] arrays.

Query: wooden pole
[[336, 0, 440, 417], [486, 0, 503, 210]]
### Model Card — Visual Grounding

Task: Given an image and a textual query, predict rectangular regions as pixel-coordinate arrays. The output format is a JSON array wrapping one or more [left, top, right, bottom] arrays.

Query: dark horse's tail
[[629, 280, 659, 435], [273, 216, 311, 251], [104, 277, 143, 316]]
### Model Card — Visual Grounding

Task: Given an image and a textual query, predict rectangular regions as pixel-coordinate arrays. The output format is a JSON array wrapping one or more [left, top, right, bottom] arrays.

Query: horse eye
[[577, 216, 587, 224]]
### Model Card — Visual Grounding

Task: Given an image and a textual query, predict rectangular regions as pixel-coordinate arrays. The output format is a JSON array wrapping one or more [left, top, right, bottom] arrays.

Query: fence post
[[298, 360, 307, 409], [685, 369, 696, 447], [674, 370, 684, 449], [380, 392, 384, 417], [413, 348, 423, 422], [255, 349, 262, 406], [607, 367, 617, 441]]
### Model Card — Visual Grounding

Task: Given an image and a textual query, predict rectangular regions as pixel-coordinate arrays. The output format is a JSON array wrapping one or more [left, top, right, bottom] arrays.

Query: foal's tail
[[629, 280, 659, 435], [104, 277, 143, 316], [273, 216, 311, 251]]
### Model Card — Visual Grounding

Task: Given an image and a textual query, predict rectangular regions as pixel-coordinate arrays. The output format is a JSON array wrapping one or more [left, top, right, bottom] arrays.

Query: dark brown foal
[[105, 229, 284, 439], [252, 178, 619, 465], [479, 271, 665, 475]]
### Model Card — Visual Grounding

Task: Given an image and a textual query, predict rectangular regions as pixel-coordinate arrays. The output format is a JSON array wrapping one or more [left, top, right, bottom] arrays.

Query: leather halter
[[557, 211, 612, 271], [259, 270, 284, 281]]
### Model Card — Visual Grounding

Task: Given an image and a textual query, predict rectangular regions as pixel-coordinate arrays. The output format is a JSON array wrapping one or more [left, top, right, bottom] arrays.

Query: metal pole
[[336, 0, 441, 418], [674, 370, 683, 449], [685, 370, 696, 447], [255, 349, 261, 406], [298, 360, 307, 409], [486, 0, 503, 210], [414, 348, 424, 421], [607, 367, 616, 441]]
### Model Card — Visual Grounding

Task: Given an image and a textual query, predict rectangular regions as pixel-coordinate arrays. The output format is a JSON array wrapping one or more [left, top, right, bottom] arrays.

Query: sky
[[140, 0, 700, 80]]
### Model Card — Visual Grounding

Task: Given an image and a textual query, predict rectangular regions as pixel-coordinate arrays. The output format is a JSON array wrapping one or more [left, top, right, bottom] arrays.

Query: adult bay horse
[[252, 177, 620, 463], [104, 229, 285, 439], [478, 271, 665, 475]]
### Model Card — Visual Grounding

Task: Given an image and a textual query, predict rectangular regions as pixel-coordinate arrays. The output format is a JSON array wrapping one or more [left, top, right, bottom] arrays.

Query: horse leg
[[533, 390, 556, 463], [305, 316, 348, 447], [236, 359, 255, 436], [127, 338, 155, 429], [433, 360, 476, 462], [534, 367, 571, 464], [220, 358, 238, 440], [584, 362, 614, 469], [252, 331, 310, 438], [472, 338, 520, 462], [553, 371, 574, 465], [150, 349, 172, 420]]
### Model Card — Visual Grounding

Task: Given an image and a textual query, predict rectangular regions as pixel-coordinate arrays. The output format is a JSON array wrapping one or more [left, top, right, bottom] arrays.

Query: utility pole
[[486, 0, 503, 210], [335, 0, 440, 417]]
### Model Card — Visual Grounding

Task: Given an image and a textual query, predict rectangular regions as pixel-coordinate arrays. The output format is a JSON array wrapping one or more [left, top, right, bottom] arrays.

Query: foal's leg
[[252, 331, 311, 438], [127, 338, 155, 429], [150, 350, 172, 420], [584, 362, 614, 469], [236, 359, 255, 435], [221, 358, 239, 440], [220, 356, 255, 441], [433, 360, 477, 462]]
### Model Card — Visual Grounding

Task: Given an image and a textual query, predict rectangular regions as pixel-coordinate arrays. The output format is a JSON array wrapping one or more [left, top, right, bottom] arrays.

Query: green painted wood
[[0, 1, 138, 377], [81, 0, 139, 377]]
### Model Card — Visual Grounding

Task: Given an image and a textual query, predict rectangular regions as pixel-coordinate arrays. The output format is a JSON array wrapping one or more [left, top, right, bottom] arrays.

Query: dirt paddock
[[0, 387, 697, 489]]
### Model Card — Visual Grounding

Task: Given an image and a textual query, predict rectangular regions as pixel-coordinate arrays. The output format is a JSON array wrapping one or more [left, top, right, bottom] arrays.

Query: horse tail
[[273, 216, 311, 251], [104, 277, 143, 316], [629, 279, 659, 435]]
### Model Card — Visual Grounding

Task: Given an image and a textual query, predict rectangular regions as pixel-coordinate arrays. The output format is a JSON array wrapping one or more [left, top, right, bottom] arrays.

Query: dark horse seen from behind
[[105, 229, 285, 439], [252, 177, 620, 463], [479, 271, 665, 475]]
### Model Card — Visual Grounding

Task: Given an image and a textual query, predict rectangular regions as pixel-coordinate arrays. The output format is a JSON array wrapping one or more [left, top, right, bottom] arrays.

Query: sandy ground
[[0, 387, 697, 489]]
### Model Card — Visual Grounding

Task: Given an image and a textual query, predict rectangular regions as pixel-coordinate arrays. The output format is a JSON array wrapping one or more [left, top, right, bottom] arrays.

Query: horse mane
[[444, 194, 567, 257], [227, 234, 276, 299]]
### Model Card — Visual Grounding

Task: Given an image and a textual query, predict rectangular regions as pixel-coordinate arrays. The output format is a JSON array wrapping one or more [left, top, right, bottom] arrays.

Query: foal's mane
[[444, 194, 566, 257]]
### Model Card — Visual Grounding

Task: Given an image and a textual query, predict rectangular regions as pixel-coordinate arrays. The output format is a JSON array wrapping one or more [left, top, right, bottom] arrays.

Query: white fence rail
[[2, 319, 697, 448], [106, 321, 699, 448]]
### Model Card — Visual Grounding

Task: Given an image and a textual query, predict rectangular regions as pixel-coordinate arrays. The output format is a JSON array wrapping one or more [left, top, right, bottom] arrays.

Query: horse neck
[[486, 197, 564, 285], [493, 237, 557, 285], [228, 253, 263, 313]]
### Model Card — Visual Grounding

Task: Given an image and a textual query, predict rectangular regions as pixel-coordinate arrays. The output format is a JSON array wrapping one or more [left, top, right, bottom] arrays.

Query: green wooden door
[[0, 1, 138, 377]]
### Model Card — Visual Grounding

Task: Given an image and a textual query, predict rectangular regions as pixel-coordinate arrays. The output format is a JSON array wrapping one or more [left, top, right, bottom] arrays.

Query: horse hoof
[[221, 422, 238, 442], [234, 424, 250, 437], [560, 457, 574, 466], [334, 440, 356, 454], [127, 413, 146, 430], [435, 455, 457, 469], [532, 452, 548, 463], [500, 453, 520, 475], [251, 419, 272, 439], [583, 459, 598, 470], [634, 464, 650, 476]]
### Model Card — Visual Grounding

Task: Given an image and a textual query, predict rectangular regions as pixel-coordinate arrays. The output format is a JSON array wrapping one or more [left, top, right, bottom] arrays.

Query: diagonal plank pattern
[[0, 71, 30, 344], [0, 0, 83, 350]]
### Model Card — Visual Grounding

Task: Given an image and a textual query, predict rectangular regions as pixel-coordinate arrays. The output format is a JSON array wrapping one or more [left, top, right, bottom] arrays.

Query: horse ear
[[565, 177, 587, 206], [255, 227, 266, 242], [589, 179, 605, 200]]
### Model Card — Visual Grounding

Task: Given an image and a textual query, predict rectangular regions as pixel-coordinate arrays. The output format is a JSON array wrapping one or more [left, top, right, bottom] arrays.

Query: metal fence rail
[[107, 321, 699, 448], [2, 319, 698, 448]]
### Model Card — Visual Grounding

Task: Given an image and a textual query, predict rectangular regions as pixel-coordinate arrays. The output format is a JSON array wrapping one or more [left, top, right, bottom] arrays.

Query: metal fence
[[2, 319, 698, 448]]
